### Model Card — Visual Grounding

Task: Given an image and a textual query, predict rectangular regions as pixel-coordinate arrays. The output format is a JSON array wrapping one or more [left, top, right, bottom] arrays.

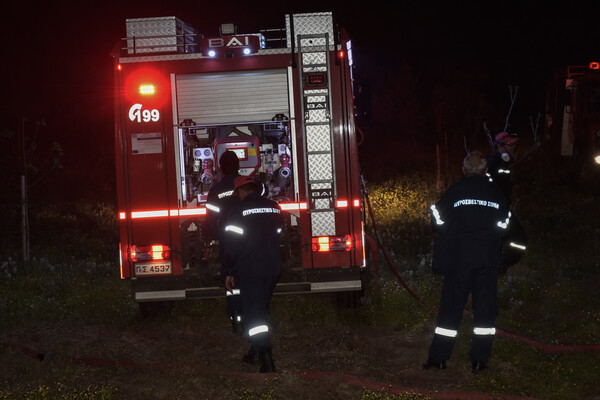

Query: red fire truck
[[546, 62, 600, 173], [112, 12, 365, 311]]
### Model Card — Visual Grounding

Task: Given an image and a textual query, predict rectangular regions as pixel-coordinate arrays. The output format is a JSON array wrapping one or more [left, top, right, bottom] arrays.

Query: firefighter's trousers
[[221, 257, 243, 318], [428, 263, 499, 364], [225, 279, 243, 318], [239, 275, 278, 352]]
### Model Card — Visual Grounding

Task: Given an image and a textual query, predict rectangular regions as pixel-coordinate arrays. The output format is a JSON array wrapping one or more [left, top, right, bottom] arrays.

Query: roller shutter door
[[175, 69, 289, 125]]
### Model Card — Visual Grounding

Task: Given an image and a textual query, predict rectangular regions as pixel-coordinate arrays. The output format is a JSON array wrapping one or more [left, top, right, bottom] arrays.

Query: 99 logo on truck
[[129, 103, 160, 123]]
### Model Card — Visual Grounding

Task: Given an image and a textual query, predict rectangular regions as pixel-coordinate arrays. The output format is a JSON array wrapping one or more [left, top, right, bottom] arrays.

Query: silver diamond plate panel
[[125, 17, 195, 54], [307, 109, 329, 123], [315, 199, 329, 209], [285, 12, 334, 49], [300, 38, 327, 48], [307, 125, 331, 151], [311, 183, 332, 189], [304, 89, 328, 95], [302, 52, 326, 65], [303, 66, 327, 73], [307, 95, 327, 104], [311, 211, 336, 236], [308, 154, 332, 181]]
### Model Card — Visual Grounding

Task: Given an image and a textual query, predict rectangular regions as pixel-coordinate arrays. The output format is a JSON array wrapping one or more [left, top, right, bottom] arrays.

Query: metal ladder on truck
[[297, 33, 337, 239]]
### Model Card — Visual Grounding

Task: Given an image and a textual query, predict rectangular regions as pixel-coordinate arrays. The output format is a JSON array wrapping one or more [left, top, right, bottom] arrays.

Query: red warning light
[[305, 72, 327, 87], [124, 68, 169, 106], [139, 84, 156, 95], [590, 62, 600, 70], [338, 50, 345, 59]]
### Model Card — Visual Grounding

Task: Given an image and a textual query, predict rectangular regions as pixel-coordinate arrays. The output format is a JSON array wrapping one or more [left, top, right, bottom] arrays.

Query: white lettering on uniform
[[453, 199, 499, 209], [218, 190, 234, 199], [242, 207, 281, 216]]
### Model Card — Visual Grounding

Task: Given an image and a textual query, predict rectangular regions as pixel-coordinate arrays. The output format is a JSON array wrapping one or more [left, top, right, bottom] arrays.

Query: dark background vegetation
[[2, 1, 600, 236]]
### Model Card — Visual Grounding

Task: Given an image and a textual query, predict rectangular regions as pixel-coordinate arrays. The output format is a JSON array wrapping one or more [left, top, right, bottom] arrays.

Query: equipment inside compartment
[[179, 118, 293, 206]]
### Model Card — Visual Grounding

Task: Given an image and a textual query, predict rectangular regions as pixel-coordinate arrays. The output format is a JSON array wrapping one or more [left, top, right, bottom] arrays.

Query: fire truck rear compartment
[[115, 12, 366, 307]]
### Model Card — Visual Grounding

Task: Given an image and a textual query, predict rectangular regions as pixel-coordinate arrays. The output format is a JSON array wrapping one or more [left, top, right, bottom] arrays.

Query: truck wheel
[[138, 301, 175, 318]]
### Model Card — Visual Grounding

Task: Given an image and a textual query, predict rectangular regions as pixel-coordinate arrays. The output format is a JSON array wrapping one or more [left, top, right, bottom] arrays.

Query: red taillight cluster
[[312, 235, 353, 252], [305, 72, 327, 87], [130, 245, 170, 262], [336, 199, 360, 208]]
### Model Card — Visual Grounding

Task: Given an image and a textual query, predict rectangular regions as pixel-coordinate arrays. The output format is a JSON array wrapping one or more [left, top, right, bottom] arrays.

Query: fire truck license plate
[[134, 262, 172, 276]]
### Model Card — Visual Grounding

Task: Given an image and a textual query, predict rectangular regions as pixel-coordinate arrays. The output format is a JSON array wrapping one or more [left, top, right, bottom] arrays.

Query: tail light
[[139, 84, 156, 95], [130, 244, 170, 262], [304, 72, 327, 87], [312, 235, 353, 252], [336, 199, 361, 208]]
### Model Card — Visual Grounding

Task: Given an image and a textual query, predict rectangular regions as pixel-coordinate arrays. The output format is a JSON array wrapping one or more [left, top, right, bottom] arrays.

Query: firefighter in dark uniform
[[222, 175, 283, 373], [423, 151, 510, 374], [487, 132, 528, 271], [205, 151, 244, 335]]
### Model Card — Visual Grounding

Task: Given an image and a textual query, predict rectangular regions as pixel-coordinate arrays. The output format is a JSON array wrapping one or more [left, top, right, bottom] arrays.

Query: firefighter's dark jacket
[[222, 192, 283, 278], [431, 174, 510, 274], [205, 173, 240, 241], [486, 152, 512, 201]]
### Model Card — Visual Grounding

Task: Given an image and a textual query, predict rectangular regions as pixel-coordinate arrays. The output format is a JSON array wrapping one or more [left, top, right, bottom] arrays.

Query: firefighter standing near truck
[[423, 151, 510, 374], [223, 175, 283, 373], [487, 132, 528, 271], [487, 132, 519, 199], [205, 151, 244, 335]]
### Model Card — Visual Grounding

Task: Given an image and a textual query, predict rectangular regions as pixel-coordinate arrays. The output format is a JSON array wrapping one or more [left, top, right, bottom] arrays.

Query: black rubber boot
[[242, 346, 258, 365], [471, 361, 487, 374], [422, 357, 447, 370], [258, 350, 276, 373]]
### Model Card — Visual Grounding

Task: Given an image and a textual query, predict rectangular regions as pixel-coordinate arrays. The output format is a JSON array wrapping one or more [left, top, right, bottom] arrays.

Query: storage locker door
[[175, 69, 289, 125]]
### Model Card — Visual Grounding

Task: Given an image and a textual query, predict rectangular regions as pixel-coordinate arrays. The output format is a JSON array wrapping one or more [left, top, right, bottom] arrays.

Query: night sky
[[2, 0, 600, 198]]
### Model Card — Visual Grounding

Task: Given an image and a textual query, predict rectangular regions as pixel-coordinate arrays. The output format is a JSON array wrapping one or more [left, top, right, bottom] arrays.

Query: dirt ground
[[0, 297, 538, 400]]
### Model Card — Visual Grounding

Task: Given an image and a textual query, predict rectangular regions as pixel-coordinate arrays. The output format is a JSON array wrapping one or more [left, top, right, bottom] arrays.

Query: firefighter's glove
[[225, 275, 235, 293]]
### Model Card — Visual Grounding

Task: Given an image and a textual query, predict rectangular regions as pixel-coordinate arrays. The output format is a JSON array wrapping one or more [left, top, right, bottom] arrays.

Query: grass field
[[1, 164, 599, 399]]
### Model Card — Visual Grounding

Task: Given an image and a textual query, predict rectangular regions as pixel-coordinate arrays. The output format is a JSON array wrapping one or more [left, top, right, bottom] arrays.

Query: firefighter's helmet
[[495, 132, 519, 145]]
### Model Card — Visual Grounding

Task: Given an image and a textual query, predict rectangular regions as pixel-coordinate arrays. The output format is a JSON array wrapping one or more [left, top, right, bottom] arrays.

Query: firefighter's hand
[[225, 275, 235, 293]]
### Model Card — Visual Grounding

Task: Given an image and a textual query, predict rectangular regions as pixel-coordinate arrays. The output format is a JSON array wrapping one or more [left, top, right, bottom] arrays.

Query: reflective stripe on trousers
[[435, 327, 458, 338], [248, 324, 269, 337], [473, 327, 496, 335]]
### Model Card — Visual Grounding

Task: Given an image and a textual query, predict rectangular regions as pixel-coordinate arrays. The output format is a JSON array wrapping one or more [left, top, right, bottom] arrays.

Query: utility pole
[[19, 117, 29, 262]]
